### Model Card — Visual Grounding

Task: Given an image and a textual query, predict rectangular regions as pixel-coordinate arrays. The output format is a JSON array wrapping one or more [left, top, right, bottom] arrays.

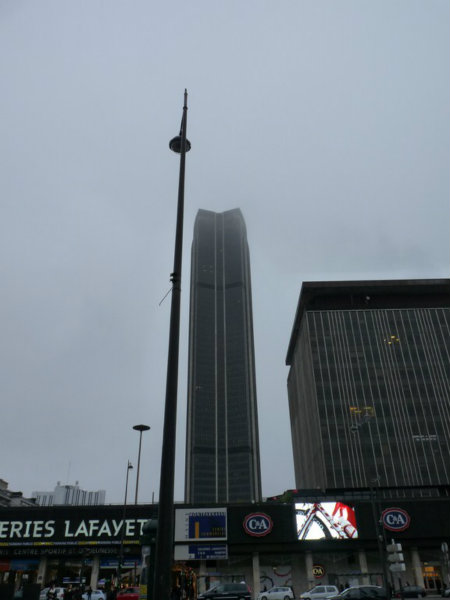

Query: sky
[[0, 1, 448, 505]]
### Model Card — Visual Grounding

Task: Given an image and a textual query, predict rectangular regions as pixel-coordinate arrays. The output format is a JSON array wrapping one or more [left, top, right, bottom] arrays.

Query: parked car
[[329, 586, 388, 600], [259, 587, 295, 600], [300, 586, 339, 600], [198, 583, 252, 600], [395, 587, 426, 599], [116, 588, 140, 600], [82, 591, 106, 600], [39, 588, 66, 600]]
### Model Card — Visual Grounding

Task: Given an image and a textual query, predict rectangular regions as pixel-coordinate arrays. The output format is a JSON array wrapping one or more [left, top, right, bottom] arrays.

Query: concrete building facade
[[31, 482, 106, 506], [286, 279, 450, 490]]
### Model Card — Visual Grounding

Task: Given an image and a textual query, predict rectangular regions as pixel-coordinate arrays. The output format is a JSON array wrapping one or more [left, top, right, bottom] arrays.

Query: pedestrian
[[47, 584, 58, 600], [65, 585, 74, 600], [74, 586, 83, 600]]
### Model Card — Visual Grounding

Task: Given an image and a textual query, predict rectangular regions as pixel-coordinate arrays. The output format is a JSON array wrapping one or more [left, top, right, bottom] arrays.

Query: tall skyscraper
[[185, 209, 261, 503], [286, 279, 450, 490]]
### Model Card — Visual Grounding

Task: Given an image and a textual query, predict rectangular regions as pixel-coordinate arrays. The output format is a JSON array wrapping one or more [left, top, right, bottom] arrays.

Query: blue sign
[[188, 513, 226, 539], [100, 558, 139, 568], [187, 544, 228, 560], [175, 508, 227, 541], [10, 559, 39, 570]]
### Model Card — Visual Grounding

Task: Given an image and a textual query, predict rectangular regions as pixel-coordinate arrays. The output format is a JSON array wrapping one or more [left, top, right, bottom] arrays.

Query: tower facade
[[286, 279, 450, 490], [185, 209, 261, 503]]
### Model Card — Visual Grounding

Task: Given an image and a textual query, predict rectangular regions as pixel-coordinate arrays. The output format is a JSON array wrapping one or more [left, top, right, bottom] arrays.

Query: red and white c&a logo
[[382, 508, 411, 532], [243, 513, 273, 537]]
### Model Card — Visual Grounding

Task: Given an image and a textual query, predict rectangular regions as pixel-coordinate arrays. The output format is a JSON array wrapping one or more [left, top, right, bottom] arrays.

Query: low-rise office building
[[31, 483, 106, 507]]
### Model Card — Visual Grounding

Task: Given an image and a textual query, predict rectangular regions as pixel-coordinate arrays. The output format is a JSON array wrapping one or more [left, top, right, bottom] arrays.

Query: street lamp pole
[[133, 424, 150, 504], [152, 90, 191, 600], [118, 461, 133, 585], [351, 414, 389, 592]]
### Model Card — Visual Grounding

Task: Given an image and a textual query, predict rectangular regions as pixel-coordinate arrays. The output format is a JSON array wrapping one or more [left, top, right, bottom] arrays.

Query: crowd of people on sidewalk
[[45, 583, 119, 600]]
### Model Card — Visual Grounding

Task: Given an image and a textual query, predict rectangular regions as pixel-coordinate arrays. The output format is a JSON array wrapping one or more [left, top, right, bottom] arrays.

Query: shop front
[[0, 504, 157, 594], [0, 492, 449, 599]]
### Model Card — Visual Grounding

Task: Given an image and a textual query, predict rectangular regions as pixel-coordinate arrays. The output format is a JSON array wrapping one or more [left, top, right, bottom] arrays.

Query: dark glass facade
[[286, 280, 450, 490], [185, 209, 261, 503]]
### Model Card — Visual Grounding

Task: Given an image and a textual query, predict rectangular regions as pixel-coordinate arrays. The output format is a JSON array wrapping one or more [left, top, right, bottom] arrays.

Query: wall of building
[[1, 498, 449, 596], [32, 483, 106, 506], [286, 280, 450, 491]]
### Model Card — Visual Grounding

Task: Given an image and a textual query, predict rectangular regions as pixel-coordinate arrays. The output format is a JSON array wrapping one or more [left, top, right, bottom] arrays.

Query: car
[[329, 586, 388, 600], [82, 591, 106, 600], [300, 586, 339, 600], [395, 587, 426, 599], [198, 583, 252, 600], [39, 588, 66, 600], [258, 587, 295, 600], [116, 588, 140, 600]]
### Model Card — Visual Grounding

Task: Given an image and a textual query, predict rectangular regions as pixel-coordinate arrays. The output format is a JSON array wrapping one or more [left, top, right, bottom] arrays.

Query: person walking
[[47, 584, 58, 600], [65, 585, 74, 600]]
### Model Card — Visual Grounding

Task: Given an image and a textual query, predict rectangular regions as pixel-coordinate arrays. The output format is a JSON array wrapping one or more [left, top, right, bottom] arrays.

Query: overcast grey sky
[[1, 1, 448, 504]]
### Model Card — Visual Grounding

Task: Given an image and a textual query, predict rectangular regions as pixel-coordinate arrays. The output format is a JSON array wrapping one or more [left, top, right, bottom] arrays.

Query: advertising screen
[[174, 508, 227, 542], [296, 502, 358, 540]]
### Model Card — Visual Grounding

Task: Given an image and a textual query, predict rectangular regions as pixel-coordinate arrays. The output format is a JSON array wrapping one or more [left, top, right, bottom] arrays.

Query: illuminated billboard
[[296, 502, 358, 540], [174, 508, 227, 542]]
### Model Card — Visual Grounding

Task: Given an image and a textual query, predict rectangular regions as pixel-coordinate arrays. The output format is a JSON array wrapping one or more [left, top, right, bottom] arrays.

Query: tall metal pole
[[352, 416, 389, 592], [133, 424, 150, 504], [153, 90, 190, 600], [118, 461, 133, 585]]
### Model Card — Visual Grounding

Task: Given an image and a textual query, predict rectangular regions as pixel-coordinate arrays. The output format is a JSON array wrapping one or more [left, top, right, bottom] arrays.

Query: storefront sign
[[100, 558, 139, 568], [243, 513, 273, 537], [312, 564, 325, 578], [0, 518, 149, 544], [10, 559, 40, 570], [174, 544, 228, 560], [175, 508, 227, 542], [382, 508, 411, 532]]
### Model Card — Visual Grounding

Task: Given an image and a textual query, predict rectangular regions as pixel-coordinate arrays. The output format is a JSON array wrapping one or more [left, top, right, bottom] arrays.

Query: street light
[[133, 424, 150, 504], [153, 90, 191, 600], [351, 413, 389, 592], [117, 461, 133, 585]]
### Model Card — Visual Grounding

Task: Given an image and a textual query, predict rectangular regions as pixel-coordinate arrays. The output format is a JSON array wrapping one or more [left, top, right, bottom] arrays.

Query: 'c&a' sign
[[381, 508, 411, 532], [243, 513, 273, 537], [313, 564, 325, 579]]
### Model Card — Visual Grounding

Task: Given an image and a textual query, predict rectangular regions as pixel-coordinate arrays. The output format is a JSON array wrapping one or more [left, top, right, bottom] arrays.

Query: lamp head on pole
[[127, 461, 133, 470], [133, 424, 151, 433], [169, 136, 191, 153]]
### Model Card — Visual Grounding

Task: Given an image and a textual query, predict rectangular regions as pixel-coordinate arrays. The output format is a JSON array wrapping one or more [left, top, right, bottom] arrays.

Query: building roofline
[[286, 278, 450, 365]]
